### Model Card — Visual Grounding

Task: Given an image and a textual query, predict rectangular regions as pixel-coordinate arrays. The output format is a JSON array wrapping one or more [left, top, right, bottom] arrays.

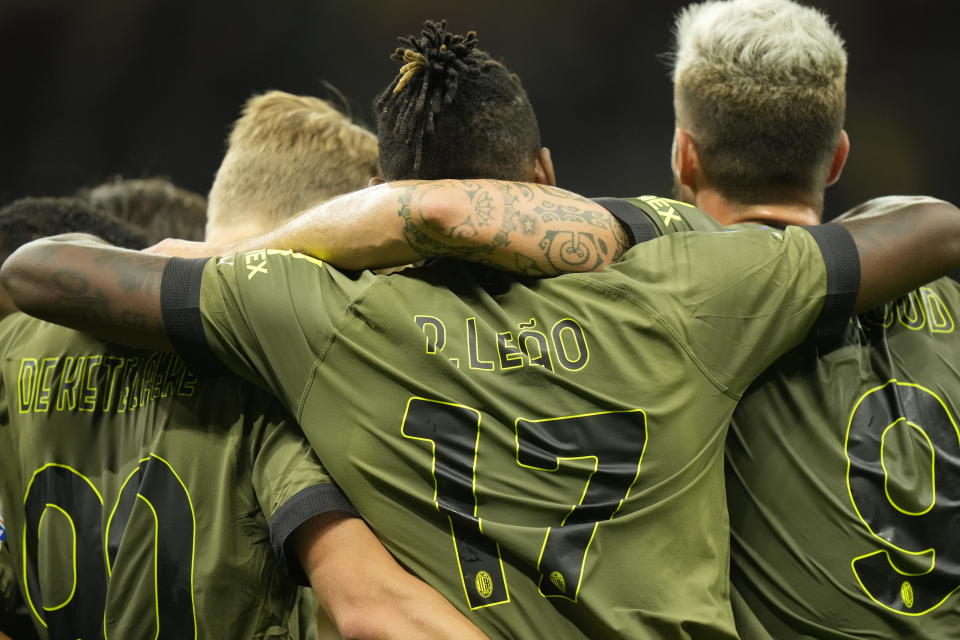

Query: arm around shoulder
[[0, 233, 173, 350], [835, 196, 960, 310], [216, 180, 626, 276], [292, 512, 489, 640]]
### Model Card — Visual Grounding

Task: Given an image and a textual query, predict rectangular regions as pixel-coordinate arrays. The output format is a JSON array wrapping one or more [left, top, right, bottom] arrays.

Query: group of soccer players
[[3, 1, 960, 638]]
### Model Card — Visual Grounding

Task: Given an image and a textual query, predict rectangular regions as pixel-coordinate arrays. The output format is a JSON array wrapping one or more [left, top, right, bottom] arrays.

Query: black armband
[[593, 197, 661, 247], [802, 223, 861, 347], [160, 257, 230, 378]]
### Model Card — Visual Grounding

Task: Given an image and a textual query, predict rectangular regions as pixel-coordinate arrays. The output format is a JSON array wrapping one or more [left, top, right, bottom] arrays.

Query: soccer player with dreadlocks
[[360, 20, 632, 278], [7, 19, 960, 639], [374, 23, 553, 184]]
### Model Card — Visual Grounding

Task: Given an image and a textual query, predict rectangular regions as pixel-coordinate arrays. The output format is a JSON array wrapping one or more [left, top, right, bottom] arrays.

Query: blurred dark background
[[1, 0, 956, 219]]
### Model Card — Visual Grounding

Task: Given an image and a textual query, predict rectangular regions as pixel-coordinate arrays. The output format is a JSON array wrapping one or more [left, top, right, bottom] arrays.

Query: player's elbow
[[412, 180, 505, 253], [0, 240, 49, 314], [416, 182, 464, 237]]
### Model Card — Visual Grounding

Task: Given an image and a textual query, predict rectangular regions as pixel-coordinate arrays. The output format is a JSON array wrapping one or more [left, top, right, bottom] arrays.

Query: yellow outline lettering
[[17, 358, 39, 414], [415, 316, 446, 354], [551, 319, 589, 372], [55, 357, 85, 412], [466, 318, 495, 371]]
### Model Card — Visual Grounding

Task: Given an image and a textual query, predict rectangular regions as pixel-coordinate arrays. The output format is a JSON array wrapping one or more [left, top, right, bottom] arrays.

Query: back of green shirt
[[608, 196, 960, 637], [0, 313, 345, 639], [726, 277, 960, 638], [604, 196, 960, 640], [169, 216, 855, 639]]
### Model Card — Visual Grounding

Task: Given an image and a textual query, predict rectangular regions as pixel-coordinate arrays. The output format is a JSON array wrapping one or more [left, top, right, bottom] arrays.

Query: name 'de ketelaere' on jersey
[[16, 351, 197, 414]]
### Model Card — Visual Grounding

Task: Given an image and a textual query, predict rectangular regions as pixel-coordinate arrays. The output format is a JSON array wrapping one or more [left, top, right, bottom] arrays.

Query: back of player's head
[[0, 197, 149, 318], [373, 19, 541, 182], [78, 177, 207, 243], [670, 0, 847, 204], [207, 90, 380, 237], [0, 197, 148, 260]]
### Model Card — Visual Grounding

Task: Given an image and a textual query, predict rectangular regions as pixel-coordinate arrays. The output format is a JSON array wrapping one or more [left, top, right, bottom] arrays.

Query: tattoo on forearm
[[398, 180, 630, 276], [490, 182, 519, 248], [119, 310, 149, 330], [52, 270, 91, 295], [40, 244, 166, 337], [532, 184, 575, 199], [474, 189, 495, 226], [93, 251, 165, 295]]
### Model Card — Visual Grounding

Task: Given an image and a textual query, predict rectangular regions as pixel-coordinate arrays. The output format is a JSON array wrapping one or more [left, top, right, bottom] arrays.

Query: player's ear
[[533, 147, 557, 186], [368, 176, 386, 186], [674, 128, 701, 191], [825, 129, 850, 187]]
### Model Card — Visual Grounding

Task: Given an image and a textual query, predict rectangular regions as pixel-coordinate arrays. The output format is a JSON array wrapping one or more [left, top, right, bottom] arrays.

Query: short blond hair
[[208, 91, 380, 230], [671, 0, 847, 204]]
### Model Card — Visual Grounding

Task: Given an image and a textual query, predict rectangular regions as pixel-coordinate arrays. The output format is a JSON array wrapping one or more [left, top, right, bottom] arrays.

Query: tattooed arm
[[386, 180, 631, 275], [0, 180, 625, 349], [157, 180, 630, 276], [4, 187, 959, 344], [1, 233, 172, 350]]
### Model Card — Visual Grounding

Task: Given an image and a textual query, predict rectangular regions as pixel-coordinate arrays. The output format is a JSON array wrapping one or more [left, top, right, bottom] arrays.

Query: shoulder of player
[[925, 275, 960, 297], [617, 222, 803, 260], [611, 195, 722, 236], [216, 249, 390, 289]]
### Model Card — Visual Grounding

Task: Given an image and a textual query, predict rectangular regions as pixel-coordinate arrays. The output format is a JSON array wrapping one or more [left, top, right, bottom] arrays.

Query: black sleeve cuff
[[160, 257, 230, 378], [592, 197, 661, 247], [269, 484, 360, 586], [801, 223, 861, 347]]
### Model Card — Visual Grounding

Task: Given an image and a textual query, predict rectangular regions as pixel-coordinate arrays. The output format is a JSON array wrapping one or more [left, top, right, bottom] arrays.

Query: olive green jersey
[[724, 277, 960, 638], [162, 216, 857, 639], [603, 196, 960, 637], [593, 195, 727, 239], [0, 312, 354, 640]]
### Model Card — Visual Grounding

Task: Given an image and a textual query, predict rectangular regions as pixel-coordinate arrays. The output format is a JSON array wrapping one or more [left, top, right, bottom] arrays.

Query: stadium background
[[1, 0, 956, 219]]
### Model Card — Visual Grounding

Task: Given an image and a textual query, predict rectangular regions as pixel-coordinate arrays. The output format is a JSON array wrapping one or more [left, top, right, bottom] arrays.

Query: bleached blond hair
[[208, 90, 380, 230], [671, 0, 847, 204]]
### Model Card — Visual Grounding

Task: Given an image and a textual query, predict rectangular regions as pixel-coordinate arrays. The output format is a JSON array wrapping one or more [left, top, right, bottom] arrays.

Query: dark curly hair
[[77, 177, 207, 243], [0, 197, 149, 258], [373, 19, 541, 181]]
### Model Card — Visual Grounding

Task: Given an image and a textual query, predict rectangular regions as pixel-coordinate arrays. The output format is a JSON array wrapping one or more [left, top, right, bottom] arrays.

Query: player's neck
[[693, 188, 822, 228]]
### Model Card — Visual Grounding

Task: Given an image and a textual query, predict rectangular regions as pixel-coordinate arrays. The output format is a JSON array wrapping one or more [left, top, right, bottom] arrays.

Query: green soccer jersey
[[162, 209, 857, 639], [606, 196, 960, 637], [724, 277, 960, 638], [593, 195, 727, 239], [0, 312, 353, 639]]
